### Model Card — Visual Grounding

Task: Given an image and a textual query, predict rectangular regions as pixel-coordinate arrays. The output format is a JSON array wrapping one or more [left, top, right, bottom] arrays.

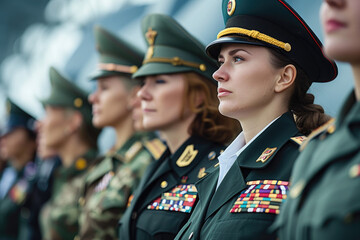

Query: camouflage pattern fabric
[[78, 132, 163, 240], [40, 149, 97, 240]]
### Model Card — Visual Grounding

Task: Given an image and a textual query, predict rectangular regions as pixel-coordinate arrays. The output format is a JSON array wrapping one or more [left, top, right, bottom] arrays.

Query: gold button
[[188, 232, 194, 240], [75, 158, 87, 170], [290, 179, 305, 199], [160, 181, 168, 188], [214, 163, 219, 168], [78, 197, 85, 206], [208, 151, 216, 160]]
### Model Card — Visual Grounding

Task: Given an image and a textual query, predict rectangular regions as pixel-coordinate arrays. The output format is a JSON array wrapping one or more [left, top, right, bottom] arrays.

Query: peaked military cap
[[133, 14, 218, 84], [91, 25, 144, 79], [1, 98, 36, 137], [206, 0, 338, 83], [41, 67, 93, 126]]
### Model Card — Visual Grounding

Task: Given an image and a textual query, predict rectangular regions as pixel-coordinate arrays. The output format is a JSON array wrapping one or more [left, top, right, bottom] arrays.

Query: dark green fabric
[[91, 25, 144, 79], [133, 14, 218, 84], [119, 136, 225, 240], [175, 112, 301, 240], [274, 91, 360, 239], [41, 67, 94, 126], [206, 0, 337, 83]]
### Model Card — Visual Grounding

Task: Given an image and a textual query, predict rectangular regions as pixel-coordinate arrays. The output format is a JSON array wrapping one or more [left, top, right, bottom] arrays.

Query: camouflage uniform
[[40, 149, 97, 240], [78, 132, 165, 239]]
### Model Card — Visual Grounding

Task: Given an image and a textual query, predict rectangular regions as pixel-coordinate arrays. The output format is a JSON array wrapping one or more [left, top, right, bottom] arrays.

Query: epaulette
[[300, 118, 336, 151], [144, 138, 166, 160], [290, 136, 307, 146], [124, 141, 143, 163]]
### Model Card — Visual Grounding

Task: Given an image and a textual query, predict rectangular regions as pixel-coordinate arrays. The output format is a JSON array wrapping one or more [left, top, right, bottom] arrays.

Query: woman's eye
[[234, 56, 243, 62], [155, 79, 166, 84]]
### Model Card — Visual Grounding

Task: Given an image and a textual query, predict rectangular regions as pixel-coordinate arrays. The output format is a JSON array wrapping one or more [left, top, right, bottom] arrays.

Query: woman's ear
[[275, 64, 297, 93], [194, 90, 205, 108], [69, 111, 83, 133], [127, 85, 142, 110]]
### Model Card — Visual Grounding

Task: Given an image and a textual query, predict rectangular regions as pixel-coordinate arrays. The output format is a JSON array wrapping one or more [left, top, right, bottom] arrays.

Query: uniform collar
[[337, 90, 360, 128], [169, 135, 216, 178], [236, 111, 299, 169]]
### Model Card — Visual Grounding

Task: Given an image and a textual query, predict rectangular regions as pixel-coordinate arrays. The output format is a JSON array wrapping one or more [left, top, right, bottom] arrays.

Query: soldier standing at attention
[[118, 13, 240, 240], [77, 26, 164, 240], [274, 0, 360, 238], [38, 67, 101, 240], [0, 99, 37, 240], [175, 0, 338, 239]]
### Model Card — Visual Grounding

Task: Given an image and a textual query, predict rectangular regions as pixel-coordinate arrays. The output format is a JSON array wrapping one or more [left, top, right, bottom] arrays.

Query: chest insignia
[[256, 148, 277, 163], [197, 167, 207, 179], [9, 179, 29, 204], [147, 184, 198, 213], [94, 171, 114, 193], [176, 145, 198, 167], [349, 164, 360, 178], [230, 180, 289, 214]]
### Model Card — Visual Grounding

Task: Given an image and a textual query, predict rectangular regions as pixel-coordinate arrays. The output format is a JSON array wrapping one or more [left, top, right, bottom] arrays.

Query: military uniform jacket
[[40, 149, 97, 240], [78, 132, 161, 240], [175, 112, 303, 240], [119, 136, 224, 240], [0, 161, 37, 240], [275, 92, 360, 239]]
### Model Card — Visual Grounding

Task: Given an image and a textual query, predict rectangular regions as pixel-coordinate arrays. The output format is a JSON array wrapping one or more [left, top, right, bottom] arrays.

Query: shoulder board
[[124, 141, 143, 163], [300, 118, 335, 151], [290, 136, 307, 146], [144, 138, 166, 160]]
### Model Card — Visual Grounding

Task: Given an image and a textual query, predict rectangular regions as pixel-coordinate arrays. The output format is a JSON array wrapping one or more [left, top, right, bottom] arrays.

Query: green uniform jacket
[[40, 149, 97, 240], [78, 132, 161, 240], [175, 112, 302, 240], [274, 92, 360, 239], [119, 136, 224, 240], [0, 162, 36, 240]]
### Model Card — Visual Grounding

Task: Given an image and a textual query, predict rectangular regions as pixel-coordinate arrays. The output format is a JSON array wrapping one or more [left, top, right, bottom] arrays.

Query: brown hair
[[269, 49, 331, 135], [181, 72, 241, 144]]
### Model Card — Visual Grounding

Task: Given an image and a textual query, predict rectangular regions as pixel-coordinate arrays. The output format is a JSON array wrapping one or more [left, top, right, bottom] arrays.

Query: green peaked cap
[[41, 67, 93, 126], [206, 0, 337, 83], [2, 98, 36, 136], [133, 14, 218, 84], [91, 25, 144, 79]]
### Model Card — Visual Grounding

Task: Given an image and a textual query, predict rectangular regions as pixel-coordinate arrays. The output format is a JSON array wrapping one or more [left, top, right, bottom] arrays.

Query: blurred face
[[0, 128, 32, 160], [213, 44, 282, 120], [320, 0, 360, 62], [38, 106, 73, 150], [137, 74, 189, 131], [131, 93, 145, 131], [89, 76, 133, 128]]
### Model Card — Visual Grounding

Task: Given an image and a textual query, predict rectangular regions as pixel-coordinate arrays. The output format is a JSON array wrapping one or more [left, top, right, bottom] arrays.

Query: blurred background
[[0, 0, 353, 152]]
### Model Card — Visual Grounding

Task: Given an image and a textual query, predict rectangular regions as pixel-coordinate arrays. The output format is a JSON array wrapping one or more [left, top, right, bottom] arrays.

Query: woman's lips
[[218, 87, 232, 97], [324, 19, 346, 33]]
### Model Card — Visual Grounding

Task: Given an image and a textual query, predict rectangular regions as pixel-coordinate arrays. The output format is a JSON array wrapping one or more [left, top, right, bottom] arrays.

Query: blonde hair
[[181, 72, 241, 144]]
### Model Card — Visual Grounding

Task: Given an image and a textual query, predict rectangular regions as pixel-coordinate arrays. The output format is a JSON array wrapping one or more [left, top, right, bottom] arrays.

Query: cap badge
[[227, 0, 236, 16], [74, 98, 83, 108], [6, 101, 11, 114], [145, 28, 158, 60], [256, 147, 277, 163], [176, 144, 198, 167]]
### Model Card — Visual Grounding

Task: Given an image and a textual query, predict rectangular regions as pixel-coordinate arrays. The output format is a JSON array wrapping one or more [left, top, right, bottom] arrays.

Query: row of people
[[1, 0, 359, 239]]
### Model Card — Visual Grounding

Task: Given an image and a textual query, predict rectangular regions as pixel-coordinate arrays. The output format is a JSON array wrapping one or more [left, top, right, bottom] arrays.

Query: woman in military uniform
[[275, 0, 360, 239], [118, 14, 240, 240], [0, 99, 37, 240], [38, 67, 101, 240], [77, 26, 163, 240], [175, 0, 337, 239]]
